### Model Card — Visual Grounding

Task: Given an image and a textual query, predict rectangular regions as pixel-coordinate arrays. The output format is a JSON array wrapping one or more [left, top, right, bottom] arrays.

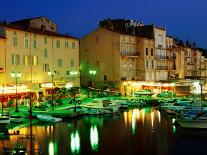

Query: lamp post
[[88, 70, 96, 97], [11, 71, 21, 112], [48, 71, 56, 110]]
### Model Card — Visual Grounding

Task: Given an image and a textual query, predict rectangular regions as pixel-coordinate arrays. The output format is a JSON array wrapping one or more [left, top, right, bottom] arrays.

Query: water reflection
[[2, 107, 197, 155], [90, 125, 99, 151], [70, 130, 80, 154]]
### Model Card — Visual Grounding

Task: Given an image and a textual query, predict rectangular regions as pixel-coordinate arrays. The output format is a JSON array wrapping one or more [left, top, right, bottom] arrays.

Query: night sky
[[1, 0, 207, 48]]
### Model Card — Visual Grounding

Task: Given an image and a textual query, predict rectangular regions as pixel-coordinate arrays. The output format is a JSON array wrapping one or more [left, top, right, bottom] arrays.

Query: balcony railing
[[187, 61, 194, 65], [121, 51, 139, 57], [156, 66, 168, 70], [155, 55, 169, 60]]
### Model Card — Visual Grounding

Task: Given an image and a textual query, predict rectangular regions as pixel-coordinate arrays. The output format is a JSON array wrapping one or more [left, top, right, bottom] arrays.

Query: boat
[[10, 115, 23, 123], [36, 114, 62, 123], [176, 117, 207, 129], [0, 116, 10, 125], [81, 98, 119, 114], [112, 99, 129, 109]]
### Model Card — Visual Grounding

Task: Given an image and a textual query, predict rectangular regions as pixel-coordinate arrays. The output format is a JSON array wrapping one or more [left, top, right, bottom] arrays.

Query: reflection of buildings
[[80, 18, 207, 95], [0, 17, 80, 99]]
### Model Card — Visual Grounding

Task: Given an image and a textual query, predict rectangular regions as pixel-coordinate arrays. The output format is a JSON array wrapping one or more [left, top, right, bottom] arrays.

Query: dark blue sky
[[1, 0, 207, 48]]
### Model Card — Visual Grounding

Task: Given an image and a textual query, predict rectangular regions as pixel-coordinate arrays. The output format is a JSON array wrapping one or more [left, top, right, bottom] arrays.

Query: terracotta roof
[[0, 22, 79, 40]]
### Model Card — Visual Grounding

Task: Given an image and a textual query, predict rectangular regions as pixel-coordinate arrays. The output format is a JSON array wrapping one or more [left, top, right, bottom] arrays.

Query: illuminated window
[[58, 59, 62, 67], [23, 55, 30, 66], [43, 64, 49, 72], [56, 40, 60, 48], [12, 54, 20, 65], [32, 56, 38, 66]]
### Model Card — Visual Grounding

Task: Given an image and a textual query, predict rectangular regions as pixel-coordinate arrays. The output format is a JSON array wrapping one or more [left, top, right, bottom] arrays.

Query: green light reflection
[[48, 142, 54, 155], [90, 125, 99, 151], [70, 130, 80, 154], [172, 125, 176, 133], [132, 110, 136, 135]]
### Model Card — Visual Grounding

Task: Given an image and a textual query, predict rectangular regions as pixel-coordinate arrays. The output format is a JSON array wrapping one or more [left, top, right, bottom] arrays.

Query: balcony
[[186, 61, 194, 65], [155, 55, 169, 60], [156, 66, 168, 70], [121, 51, 139, 57]]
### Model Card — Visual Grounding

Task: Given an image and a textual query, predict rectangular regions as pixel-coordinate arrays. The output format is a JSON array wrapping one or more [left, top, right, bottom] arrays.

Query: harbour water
[[1, 107, 207, 155]]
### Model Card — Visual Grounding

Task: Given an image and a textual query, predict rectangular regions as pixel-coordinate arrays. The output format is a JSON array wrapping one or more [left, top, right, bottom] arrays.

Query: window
[[158, 35, 163, 47], [24, 38, 29, 48], [13, 32, 18, 47], [104, 75, 107, 81], [32, 56, 38, 66], [12, 54, 20, 65], [44, 49, 48, 58], [43, 64, 49, 72], [71, 59, 74, 67], [145, 60, 148, 69], [96, 61, 100, 67], [23, 55, 30, 66], [72, 42, 75, 49], [151, 60, 154, 68], [65, 41, 69, 48], [146, 48, 148, 56], [33, 40, 37, 48], [151, 48, 153, 56], [58, 59, 62, 67], [44, 37, 47, 44], [56, 40, 60, 48]]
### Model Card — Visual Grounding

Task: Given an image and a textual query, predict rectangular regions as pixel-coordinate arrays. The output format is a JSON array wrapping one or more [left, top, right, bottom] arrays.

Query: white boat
[[112, 99, 129, 109], [37, 114, 62, 123], [176, 117, 207, 129], [81, 98, 119, 114], [0, 116, 10, 125], [10, 115, 23, 123]]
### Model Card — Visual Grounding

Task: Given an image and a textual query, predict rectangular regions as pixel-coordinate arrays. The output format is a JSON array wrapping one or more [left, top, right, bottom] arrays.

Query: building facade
[[0, 17, 80, 96]]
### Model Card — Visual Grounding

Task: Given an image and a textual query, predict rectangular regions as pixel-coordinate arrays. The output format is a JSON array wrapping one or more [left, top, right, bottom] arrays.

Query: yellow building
[[80, 24, 157, 95], [0, 17, 80, 94]]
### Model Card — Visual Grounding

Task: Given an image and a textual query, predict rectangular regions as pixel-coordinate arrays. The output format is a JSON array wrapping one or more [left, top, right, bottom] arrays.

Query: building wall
[[80, 28, 120, 88], [0, 38, 6, 82], [136, 37, 155, 81], [0, 27, 79, 87], [120, 35, 137, 81], [154, 27, 168, 81]]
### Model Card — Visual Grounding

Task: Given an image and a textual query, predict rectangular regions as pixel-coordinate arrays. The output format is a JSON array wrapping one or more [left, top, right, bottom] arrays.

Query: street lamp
[[11, 71, 21, 112], [48, 71, 56, 110], [88, 70, 96, 97]]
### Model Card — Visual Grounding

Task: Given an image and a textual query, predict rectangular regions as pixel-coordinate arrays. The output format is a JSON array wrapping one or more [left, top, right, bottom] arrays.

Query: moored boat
[[10, 115, 23, 123], [37, 114, 62, 123], [0, 116, 10, 125], [81, 98, 119, 114]]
